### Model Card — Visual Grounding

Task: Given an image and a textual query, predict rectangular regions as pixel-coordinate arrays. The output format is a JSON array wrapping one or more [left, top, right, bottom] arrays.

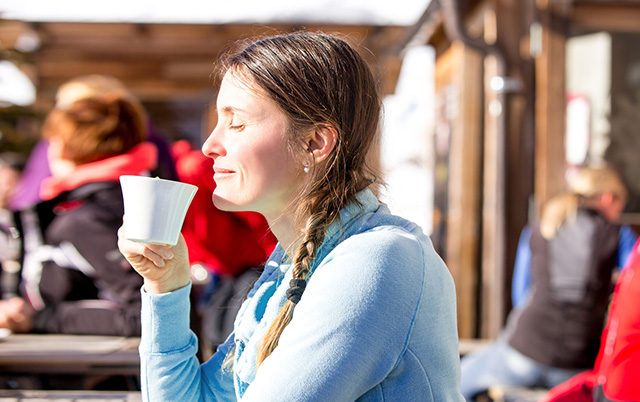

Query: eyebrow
[[219, 105, 248, 115]]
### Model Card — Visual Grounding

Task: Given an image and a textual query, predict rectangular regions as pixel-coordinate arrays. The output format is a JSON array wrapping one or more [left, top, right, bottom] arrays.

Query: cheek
[[249, 143, 296, 187], [246, 126, 295, 182]]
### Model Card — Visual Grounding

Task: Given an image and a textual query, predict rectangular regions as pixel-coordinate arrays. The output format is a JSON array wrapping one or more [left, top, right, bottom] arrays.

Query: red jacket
[[541, 238, 640, 402], [15, 142, 158, 336], [172, 141, 276, 277]]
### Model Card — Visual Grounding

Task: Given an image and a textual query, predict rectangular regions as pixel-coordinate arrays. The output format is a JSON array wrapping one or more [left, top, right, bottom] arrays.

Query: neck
[[582, 197, 616, 223], [264, 211, 303, 259], [49, 158, 77, 178]]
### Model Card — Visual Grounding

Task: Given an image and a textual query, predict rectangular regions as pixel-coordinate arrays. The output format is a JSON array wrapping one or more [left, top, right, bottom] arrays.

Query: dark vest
[[506, 208, 619, 369]]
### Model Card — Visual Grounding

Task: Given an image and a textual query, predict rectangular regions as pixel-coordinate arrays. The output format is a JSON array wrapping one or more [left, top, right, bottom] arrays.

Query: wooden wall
[[0, 20, 408, 144], [1, 21, 407, 104]]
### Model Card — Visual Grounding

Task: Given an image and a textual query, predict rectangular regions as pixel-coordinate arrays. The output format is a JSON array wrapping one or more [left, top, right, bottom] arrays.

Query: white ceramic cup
[[120, 175, 198, 246]]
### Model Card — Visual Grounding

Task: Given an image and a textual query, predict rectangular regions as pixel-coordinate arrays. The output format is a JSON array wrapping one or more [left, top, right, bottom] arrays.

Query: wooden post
[[534, 3, 567, 214], [482, 52, 508, 339], [482, 0, 537, 337], [436, 41, 483, 339]]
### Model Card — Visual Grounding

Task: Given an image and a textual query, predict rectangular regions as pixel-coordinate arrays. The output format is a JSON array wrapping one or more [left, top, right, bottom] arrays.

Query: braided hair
[[214, 31, 382, 365]]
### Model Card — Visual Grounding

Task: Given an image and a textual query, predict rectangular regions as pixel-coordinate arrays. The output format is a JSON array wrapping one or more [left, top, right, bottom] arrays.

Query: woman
[[118, 32, 464, 401], [0, 91, 154, 335], [539, 237, 640, 402], [460, 165, 628, 401]]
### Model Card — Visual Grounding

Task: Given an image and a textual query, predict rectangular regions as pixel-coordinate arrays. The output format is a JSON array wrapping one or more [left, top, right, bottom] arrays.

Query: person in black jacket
[[0, 91, 157, 336], [0, 152, 25, 300], [460, 165, 629, 401]]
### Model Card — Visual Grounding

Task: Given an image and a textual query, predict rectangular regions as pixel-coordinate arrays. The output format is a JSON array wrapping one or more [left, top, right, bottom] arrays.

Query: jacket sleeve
[[140, 284, 236, 402], [600, 242, 640, 400], [31, 202, 143, 336], [538, 371, 596, 402]]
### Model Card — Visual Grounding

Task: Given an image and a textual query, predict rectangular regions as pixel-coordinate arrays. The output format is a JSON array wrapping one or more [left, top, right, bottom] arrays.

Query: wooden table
[[0, 334, 140, 376], [458, 338, 492, 356], [0, 389, 141, 401], [487, 385, 550, 402]]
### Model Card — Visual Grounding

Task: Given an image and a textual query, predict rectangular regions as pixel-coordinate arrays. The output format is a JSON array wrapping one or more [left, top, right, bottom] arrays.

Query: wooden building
[[398, 0, 640, 339], [0, 20, 407, 144], [2, 0, 640, 340]]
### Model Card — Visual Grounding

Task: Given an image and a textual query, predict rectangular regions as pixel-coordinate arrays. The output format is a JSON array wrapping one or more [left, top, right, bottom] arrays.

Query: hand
[[0, 297, 34, 333], [117, 225, 191, 294]]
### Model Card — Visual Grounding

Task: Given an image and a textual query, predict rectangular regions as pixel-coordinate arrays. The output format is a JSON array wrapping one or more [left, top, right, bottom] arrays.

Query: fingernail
[[163, 249, 174, 259]]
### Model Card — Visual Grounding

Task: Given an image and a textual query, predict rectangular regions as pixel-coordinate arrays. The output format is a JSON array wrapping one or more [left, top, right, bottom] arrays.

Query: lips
[[213, 167, 234, 174], [213, 167, 235, 181]]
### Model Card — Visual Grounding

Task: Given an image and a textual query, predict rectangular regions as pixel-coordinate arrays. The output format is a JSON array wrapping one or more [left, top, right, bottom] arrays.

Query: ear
[[307, 125, 337, 164], [47, 138, 76, 178], [599, 191, 615, 207]]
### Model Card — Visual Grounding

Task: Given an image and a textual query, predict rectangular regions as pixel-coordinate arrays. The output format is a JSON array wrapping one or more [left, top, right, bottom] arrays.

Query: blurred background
[[1, 0, 639, 341]]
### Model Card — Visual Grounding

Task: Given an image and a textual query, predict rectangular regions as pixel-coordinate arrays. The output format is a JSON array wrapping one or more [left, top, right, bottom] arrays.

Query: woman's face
[[604, 192, 628, 222], [202, 72, 302, 218]]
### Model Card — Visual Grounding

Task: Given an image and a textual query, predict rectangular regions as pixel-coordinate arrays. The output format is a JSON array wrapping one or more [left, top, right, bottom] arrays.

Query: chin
[[212, 194, 244, 212]]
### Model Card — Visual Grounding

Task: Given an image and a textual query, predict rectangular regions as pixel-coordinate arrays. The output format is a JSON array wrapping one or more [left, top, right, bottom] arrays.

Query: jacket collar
[[270, 188, 381, 274], [40, 142, 158, 201]]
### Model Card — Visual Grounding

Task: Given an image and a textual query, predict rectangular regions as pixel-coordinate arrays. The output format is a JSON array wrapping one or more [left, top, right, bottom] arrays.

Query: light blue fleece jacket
[[139, 189, 464, 401]]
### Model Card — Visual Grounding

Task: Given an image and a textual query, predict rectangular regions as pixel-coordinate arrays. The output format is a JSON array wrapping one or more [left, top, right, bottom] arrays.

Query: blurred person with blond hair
[[539, 235, 640, 402], [460, 165, 629, 401], [0, 92, 155, 335]]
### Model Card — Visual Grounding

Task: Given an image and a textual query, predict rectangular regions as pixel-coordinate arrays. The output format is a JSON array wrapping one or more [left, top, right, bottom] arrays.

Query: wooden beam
[[482, 50, 508, 339], [534, 4, 567, 215], [496, 0, 537, 331], [572, 4, 640, 32], [0, 21, 406, 105], [36, 60, 163, 78], [0, 20, 33, 48], [436, 41, 483, 339]]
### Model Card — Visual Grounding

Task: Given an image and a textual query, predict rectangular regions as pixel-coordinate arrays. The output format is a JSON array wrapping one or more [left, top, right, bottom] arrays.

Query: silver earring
[[303, 163, 310, 173]]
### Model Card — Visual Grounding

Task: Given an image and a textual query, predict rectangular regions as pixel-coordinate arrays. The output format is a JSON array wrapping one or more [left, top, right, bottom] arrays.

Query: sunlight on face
[[202, 72, 302, 219]]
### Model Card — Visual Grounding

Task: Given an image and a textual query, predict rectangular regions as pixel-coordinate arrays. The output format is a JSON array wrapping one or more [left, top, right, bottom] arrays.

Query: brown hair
[[214, 31, 382, 365], [55, 74, 135, 108], [42, 92, 148, 165]]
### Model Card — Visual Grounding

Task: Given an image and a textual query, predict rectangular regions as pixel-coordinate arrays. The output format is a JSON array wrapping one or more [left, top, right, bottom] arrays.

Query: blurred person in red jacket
[[540, 236, 640, 402], [9, 74, 178, 212], [172, 139, 276, 351], [0, 91, 152, 336]]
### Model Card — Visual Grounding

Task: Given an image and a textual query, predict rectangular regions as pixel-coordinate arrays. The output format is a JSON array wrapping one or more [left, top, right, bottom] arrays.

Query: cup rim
[[119, 174, 198, 191]]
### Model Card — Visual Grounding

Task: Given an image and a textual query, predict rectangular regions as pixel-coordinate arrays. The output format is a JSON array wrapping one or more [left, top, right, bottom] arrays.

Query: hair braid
[[257, 195, 333, 365]]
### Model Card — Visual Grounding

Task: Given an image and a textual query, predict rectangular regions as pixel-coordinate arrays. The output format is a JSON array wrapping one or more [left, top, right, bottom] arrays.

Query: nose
[[202, 124, 224, 160]]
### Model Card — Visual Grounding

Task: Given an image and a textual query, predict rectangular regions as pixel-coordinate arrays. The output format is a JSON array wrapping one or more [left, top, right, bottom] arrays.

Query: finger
[[117, 224, 126, 239], [118, 224, 174, 259], [140, 246, 169, 268], [0, 311, 9, 327], [146, 244, 174, 260], [7, 297, 25, 308], [117, 236, 161, 269]]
